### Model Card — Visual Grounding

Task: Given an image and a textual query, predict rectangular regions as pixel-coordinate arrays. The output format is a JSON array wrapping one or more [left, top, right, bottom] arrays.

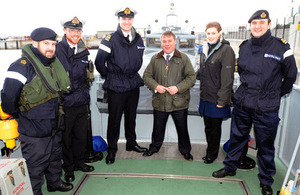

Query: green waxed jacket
[[143, 49, 196, 112]]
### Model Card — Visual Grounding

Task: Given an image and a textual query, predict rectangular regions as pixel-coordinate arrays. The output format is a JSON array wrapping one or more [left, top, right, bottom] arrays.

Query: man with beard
[[95, 7, 147, 165], [1, 27, 73, 194], [56, 16, 94, 183]]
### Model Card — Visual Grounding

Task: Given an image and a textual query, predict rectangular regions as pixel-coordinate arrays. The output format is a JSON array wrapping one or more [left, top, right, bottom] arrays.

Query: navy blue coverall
[[223, 29, 297, 186]]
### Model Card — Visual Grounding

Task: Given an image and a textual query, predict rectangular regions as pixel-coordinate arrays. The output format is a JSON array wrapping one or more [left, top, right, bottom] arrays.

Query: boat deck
[[41, 142, 289, 195]]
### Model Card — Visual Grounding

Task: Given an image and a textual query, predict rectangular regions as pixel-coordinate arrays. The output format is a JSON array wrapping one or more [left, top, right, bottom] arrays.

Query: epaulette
[[274, 36, 288, 45], [280, 38, 288, 44], [105, 34, 111, 41], [239, 40, 248, 48]]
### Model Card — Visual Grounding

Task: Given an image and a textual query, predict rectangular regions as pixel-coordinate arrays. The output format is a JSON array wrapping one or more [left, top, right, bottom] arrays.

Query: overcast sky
[[0, 0, 292, 37]]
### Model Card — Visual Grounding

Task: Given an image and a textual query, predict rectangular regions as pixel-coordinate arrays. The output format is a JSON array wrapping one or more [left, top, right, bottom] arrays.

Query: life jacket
[[18, 44, 71, 112]]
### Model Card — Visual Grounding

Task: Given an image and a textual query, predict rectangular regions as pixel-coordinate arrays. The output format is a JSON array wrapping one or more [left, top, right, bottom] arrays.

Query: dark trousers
[[203, 116, 223, 160], [62, 104, 88, 172], [20, 132, 63, 195], [224, 105, 279, 186], [106, 88, 139, 154], [149, 109, 192, 155]]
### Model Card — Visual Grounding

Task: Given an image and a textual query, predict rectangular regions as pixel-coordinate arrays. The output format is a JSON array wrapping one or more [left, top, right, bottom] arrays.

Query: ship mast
[[166, 0, 178, 27]]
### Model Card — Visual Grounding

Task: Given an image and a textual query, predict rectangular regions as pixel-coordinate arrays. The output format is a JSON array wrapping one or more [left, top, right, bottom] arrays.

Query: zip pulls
[[49, 66, 54, 78]]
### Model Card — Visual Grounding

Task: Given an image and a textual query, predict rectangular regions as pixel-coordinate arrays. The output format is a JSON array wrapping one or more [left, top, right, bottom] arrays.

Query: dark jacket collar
[[116, 24, 137, 43], [208, 40, 220, 54], [61, 35, 89, 57], [156, 49, 182, 59], [31, 45, 55, 66], [251, 29, 272, 46]]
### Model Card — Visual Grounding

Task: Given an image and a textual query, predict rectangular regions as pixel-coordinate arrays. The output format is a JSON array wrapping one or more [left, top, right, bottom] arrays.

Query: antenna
[[166, 0, 178, 27]]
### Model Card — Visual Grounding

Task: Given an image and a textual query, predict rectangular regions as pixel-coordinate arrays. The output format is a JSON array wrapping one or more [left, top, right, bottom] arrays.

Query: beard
[[44, 50, 55, 58], [66, 35, 80, 45]]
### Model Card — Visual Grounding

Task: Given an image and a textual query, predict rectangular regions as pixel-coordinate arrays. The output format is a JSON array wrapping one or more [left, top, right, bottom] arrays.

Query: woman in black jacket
[[197, 22, 235, 164]]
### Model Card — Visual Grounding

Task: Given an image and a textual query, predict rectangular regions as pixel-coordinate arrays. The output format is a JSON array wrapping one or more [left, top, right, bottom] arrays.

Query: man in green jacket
[[143, 30, 196, 160]]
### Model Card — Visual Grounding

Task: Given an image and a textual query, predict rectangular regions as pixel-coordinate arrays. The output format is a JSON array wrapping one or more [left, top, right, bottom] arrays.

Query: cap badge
[[124, 8, 131, 15], [72, 17, 80, 24], [260, 12, 266, 18]]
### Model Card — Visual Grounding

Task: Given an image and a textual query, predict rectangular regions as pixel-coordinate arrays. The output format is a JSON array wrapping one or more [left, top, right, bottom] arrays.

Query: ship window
[[146, 38, 161, 48], [179, 38, 195, 48]]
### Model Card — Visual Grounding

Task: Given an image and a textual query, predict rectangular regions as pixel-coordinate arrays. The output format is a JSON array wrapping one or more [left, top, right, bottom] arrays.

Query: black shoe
[[84, 151, 104, 163], [202, 156, 207, 161], [204, 157, 214, 164], [126, 144, 148, 153], [74, 163, 94, 172], [212, 168, 236, 178], [183, 153, 193, 161], [237, 156, 256, 170], [143, 149, 157, 157], [64, 171, 75, 182], [48, 182, 73, 192], [106, 153, 115, 164], [95, 151, 104, 160], [260, 184, 273, 195]]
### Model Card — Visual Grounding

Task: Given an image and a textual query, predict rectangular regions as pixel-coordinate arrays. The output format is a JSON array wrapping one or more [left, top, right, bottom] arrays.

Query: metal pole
[[245, 24, 247, 39], [275, 19, 278, 37], [282, 133, 300, 187], [84, 66, 103, 163], [84, 104, 103, 163], [283, 17, 286, 39], [294, 29, 297, 52]]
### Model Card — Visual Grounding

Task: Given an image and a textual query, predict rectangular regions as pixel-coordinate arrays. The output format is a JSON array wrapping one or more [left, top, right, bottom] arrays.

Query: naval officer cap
[[115, 7, 137, 18], [30, 27, 57, 41], [61, 16, 85, 29], [248, 10, 271, 23]]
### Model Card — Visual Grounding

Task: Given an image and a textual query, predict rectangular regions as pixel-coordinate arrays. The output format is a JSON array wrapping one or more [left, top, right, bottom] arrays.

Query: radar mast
[[166, 0, 178, 27]]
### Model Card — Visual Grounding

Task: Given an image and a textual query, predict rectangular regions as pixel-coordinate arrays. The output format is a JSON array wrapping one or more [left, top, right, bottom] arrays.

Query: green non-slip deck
[[42, 157, 288, 195], [42, 143, 289, 195]]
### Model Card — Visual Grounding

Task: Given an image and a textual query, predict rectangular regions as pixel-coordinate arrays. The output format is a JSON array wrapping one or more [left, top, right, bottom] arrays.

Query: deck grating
[[71, 172, 251, 195]]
